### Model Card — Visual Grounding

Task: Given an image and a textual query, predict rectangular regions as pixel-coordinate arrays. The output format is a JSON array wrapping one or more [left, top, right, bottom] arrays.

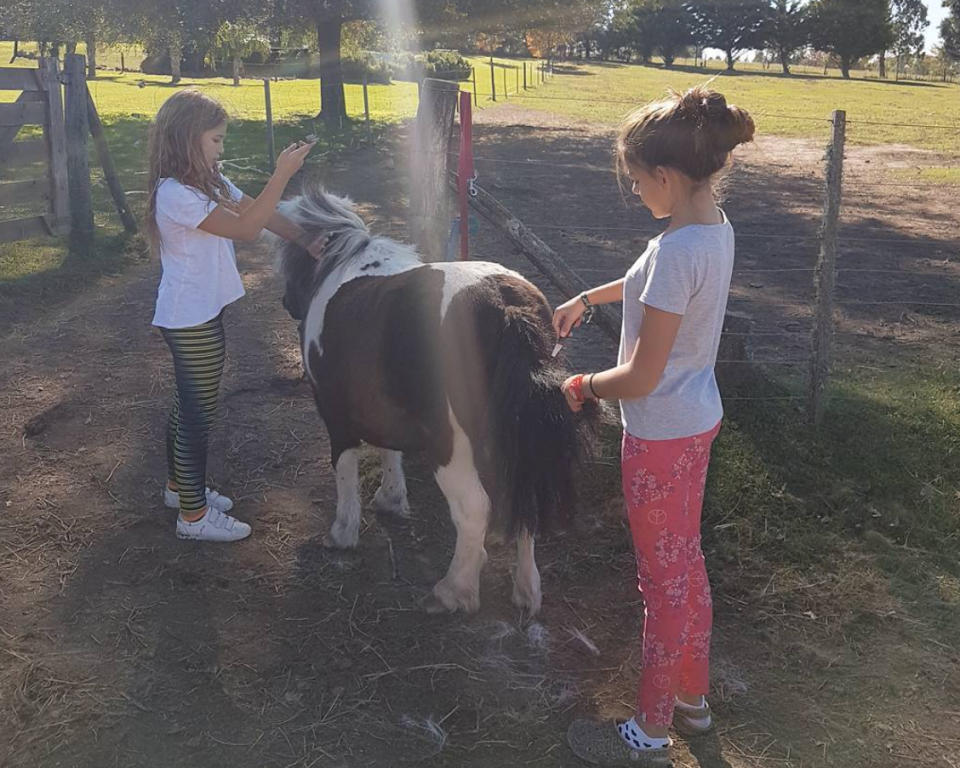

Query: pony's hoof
[[372, 489, 412, 518], [425, 582, 480, 614], [511, 583, 542, 617], [323, 528, 358, 549], [422, 593, 455, 614]]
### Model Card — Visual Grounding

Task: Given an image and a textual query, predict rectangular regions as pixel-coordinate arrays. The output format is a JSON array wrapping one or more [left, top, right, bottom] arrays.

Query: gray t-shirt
[[618, 213, 734, 440]]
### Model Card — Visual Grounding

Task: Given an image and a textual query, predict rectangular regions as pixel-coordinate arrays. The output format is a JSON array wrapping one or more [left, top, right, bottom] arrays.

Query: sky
[[924, 0, 948, 52]]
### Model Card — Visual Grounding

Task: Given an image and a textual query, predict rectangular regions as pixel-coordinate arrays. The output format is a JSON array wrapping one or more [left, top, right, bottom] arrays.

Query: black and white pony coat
[[275, 188, 595, 615]]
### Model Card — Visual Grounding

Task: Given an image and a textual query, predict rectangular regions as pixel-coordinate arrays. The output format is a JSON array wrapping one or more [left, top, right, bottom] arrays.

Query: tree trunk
[[840, 56, 851, 79], [86, 33, 97, 78], [170, 38, 182, 84], [10, 39, 18, 62], [895, 55, 901, 81], [878, 48, 886, 78], [726, 48, 735, 71], [316, 17, 346, 126], [780, 47, 791, 75], [233, 56, 241, 86], [66, 42, 77, 55], [663, 53, 675, 68]]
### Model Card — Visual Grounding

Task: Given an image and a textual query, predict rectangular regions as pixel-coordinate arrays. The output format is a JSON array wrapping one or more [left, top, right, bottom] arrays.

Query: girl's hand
[[275, 140, 316, 180], [561, 374, 585, 413], [552, 297, 586, 339], [306, 234, 329, 260]]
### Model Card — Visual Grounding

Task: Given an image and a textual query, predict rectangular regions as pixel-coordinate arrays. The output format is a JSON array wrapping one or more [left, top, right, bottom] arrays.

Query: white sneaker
[[163, 485, 234, 512], [176, 507, 251, 542]]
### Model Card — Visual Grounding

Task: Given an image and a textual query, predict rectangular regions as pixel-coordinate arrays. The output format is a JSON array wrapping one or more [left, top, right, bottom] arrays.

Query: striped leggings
[[161, 312, 226, 514]]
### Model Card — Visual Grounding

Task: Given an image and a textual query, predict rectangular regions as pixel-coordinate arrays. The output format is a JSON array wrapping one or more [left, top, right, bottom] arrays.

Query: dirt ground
[[1, 100, 959, 768]]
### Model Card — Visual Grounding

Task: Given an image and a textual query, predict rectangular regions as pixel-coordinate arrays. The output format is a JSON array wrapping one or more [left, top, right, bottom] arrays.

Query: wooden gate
[[0, 60, 70, 243]]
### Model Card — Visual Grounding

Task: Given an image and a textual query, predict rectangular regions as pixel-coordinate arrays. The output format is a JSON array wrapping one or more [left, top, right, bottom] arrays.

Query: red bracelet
[[568, 373, 585, 402]]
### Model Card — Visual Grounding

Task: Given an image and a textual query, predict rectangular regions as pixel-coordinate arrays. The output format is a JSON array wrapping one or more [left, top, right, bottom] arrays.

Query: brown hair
[[146, 89, 231, 253], [617, 86, 755, 183]]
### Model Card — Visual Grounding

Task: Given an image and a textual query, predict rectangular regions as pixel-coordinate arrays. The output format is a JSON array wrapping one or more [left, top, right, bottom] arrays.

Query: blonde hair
[[617, 86, 755, 184], [146, 89, 230, 253]]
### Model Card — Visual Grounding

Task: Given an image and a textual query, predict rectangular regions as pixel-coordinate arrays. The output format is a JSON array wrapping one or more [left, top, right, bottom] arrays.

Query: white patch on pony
[[428, 261, 525, 318], [372, 448, 411, 517], [430, 406, 491, 613], [301, 236, 422, 372], [325, 448, 361, 548], [512, 531, 542, 616]]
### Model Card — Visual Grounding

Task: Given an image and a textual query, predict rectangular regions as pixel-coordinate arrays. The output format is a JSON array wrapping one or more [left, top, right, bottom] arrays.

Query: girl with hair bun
[[555, 86, 754, 766]]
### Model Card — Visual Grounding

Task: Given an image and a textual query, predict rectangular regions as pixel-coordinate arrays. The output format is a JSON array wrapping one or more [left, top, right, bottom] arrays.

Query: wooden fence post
[[489, 57, 496, 101], [39, 58, 70, 235], [64, 53, 93, 249], [503, 66, 508, 98], [411, 78, 459, 263], [471, 67, 478, 107], [85, 88, 137, 233], [263, 78, 275, 171], [523, 61, 528, 90], [808, 109, 846, 426], [362, 73, 371, 135]]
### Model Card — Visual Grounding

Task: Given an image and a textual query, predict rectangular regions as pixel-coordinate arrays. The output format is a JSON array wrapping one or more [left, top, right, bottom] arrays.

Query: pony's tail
[[487, 307, 599, 538]]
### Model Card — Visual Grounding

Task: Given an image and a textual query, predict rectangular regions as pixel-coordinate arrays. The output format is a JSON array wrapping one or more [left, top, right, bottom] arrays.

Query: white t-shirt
[[151, 175, 246, 329], [618, 212, 734, 440]]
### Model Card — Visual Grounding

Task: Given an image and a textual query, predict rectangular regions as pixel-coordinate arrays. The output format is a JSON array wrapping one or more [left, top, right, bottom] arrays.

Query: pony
[[273, 187, 596, 615]]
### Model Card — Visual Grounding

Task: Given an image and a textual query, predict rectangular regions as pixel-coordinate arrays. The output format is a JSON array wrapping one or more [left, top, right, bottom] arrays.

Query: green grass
[[890, 166, 960, 184], [0, 40, 146, 71], [508, 59, 960, 152]]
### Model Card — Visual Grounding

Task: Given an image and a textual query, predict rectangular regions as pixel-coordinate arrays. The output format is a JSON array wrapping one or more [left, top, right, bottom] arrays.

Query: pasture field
[[1, 46, 959, 768]]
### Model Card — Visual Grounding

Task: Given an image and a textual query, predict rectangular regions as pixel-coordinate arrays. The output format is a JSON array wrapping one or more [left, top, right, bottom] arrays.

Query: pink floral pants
[[621, 422, 720, 727]]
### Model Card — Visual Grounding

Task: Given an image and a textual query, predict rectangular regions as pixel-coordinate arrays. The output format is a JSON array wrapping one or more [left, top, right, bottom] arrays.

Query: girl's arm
[[235, 194, 324, 254], [583, 278, 626, 306], [197, 142, 312, 242], [563, 304, 682, 409], [552, 278, 625, 338]]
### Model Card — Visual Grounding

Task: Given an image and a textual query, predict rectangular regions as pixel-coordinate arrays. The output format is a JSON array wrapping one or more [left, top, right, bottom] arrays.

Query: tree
[[615, 0, 658, 63], [941, 0, 960, 62], [686, 0, 767, 71], [651, 0, 692, 67], [214, 20, 270, 85], [889, 0, 927, 79], [760, 0, 808, 74], [808, 0, 893, 78]]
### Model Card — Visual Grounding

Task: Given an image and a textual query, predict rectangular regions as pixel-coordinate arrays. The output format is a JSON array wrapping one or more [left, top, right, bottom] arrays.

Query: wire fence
[[435, 77, 959, 411], [81, 58, 959, 409]]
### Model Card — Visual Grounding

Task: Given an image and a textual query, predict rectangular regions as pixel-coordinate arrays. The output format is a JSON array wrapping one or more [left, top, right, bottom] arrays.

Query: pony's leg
[[324, 448, 361, 548], [512, 531, 542, 616], [426, 414, 489, 614], [372, 449, 411, 517]]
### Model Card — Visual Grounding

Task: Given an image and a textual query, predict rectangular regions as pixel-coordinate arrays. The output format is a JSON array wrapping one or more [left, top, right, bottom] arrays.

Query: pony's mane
[[275, 187, 374, 296]]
